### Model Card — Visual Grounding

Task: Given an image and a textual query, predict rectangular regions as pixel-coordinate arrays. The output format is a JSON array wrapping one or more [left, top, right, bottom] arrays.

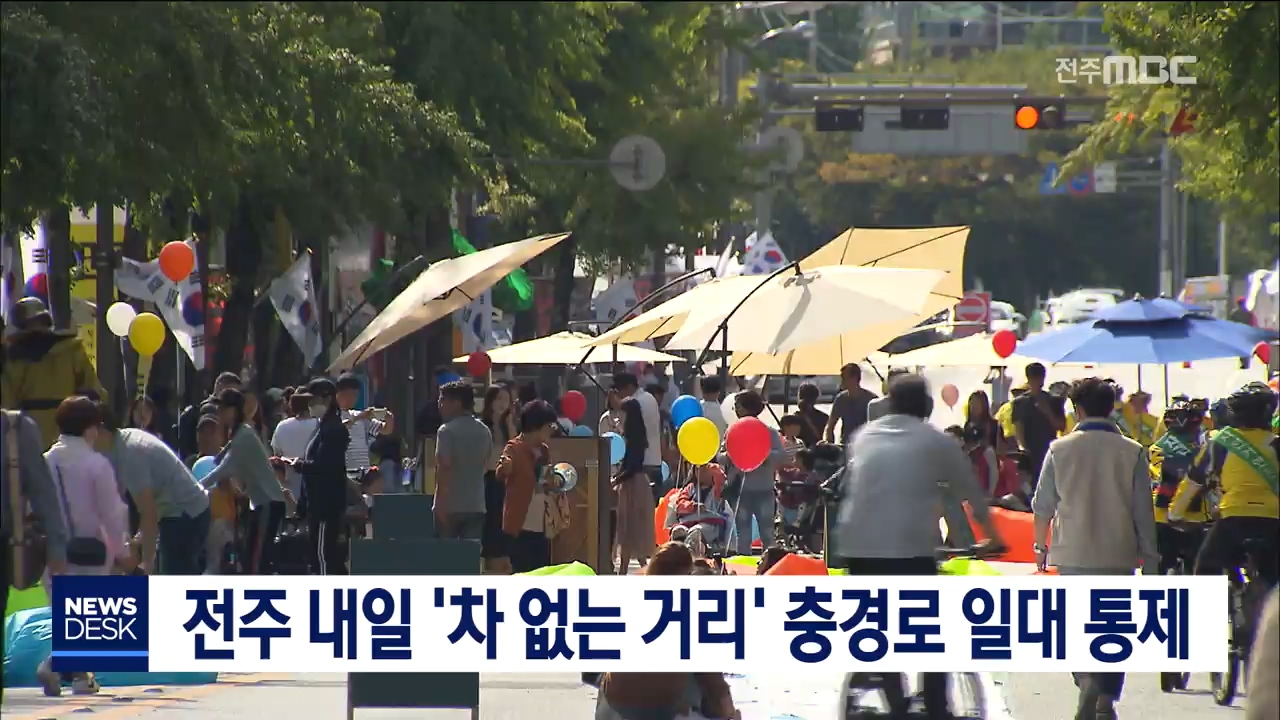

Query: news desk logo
[[52, 575, 150, 672], [1056, 56, 1198, 86]]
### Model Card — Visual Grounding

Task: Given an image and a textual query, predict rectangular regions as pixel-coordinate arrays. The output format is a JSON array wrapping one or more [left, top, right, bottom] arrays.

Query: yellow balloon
[[128, 312, 166, 357], [677, 416, 720, 466]]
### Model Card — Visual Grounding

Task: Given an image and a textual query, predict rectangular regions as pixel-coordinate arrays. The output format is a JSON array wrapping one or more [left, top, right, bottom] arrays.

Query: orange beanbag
[[966, 504, 1042, 564], [764, 553, 829, 576], [654, 487, 679, 544]]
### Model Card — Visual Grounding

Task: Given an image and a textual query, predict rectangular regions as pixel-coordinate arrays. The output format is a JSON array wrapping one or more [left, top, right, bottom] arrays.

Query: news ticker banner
[[52, 575, 1227, 674]]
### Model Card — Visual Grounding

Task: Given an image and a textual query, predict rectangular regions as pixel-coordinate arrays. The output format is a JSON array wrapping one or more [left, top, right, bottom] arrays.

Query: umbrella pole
[[1163, 363, 1170, 405], [719, 322, 729, 392], [783, 375, 792, 414]]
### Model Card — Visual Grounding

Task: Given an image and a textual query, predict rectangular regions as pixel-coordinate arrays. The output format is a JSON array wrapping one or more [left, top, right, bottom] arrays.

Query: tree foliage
[[1062, 2, 1280, 224]]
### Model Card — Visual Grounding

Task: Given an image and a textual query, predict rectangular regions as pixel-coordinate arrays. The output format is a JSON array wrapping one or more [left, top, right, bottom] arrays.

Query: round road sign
[[954, 293, 988, 323]]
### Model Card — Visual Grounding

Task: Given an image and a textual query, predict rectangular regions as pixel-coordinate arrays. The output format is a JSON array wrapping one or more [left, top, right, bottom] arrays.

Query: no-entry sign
[[954, 291, 991, 326]]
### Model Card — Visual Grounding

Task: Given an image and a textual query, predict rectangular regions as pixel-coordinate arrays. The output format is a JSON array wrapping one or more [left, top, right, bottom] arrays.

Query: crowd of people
[[3, 292, 1278, 718]]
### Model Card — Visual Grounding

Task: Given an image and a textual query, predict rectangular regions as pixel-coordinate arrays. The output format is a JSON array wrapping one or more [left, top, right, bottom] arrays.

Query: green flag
[[451, 229, 534, 313]]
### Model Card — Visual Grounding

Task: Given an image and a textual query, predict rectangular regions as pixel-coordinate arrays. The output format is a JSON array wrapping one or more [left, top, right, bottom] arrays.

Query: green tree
[[1063, 2, 1280, 240]]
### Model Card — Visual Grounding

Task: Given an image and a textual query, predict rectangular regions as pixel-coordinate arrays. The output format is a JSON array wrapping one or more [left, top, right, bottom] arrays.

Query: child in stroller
[[666, 463, 731, 561], [777, 443, 844, 553]]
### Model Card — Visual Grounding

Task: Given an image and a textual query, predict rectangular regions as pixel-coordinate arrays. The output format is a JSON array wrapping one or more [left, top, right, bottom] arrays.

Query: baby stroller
[[778, 443, 845, 554]]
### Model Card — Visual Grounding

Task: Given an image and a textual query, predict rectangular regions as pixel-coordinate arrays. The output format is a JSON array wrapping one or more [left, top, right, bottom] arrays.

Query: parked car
[[989, 301, 1026, 338]]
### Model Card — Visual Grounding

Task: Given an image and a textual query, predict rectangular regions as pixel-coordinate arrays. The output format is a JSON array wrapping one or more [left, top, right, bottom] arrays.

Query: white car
[[989, 301, 1025, 338], [1048, 288, 1125, 326]]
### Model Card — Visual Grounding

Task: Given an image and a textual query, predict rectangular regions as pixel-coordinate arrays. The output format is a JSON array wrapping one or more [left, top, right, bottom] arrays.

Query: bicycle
[[1157, 521, 1205, 694], [1210, 538, 1270, 707], [838, 545, 1004, 719]]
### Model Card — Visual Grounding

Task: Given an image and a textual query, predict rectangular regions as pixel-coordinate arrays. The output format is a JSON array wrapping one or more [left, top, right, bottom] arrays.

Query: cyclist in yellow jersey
[[1113, 390, 1161, 448], [1151, 401, 1209, 573], [1188, 382, 1280, 587]]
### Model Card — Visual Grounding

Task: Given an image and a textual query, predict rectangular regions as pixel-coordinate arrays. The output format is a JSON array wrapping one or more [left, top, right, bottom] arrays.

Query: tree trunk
[[213, 196, 264, 376], [44, 206, 73, 330]]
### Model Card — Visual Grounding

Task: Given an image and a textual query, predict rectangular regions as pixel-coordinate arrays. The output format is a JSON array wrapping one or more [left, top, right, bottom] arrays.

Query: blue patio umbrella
[[1017, 297, 1277, 365]]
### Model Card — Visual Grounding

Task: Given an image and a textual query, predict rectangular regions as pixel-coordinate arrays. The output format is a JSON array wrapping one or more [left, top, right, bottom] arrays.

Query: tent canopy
[[726, 226, 971, 376], [329, 233, 569, 371], [455, 331, 683, 366]]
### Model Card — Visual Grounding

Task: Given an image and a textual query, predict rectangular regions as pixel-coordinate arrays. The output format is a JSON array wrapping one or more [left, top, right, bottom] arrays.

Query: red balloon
[[561, 390, 587, 423], [1255, 341, 1272, 365], [725, 417, 772, 472], [467, 350, 492, 378], [991, 329, 1018, 359], [158, 241, 195, 283]]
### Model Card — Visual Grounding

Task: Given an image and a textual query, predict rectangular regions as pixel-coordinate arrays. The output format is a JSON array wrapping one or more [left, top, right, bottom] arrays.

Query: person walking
[[433, 381, 492, 541], [1031, 377, 1159, 720], [719, 390, 785, 555], [613, 397, 655, 574], [0, 297, 104, 449], [495, 400, 559, 573], [36, 396, 135, 696], [295, 378, 350, 575], [824, 363, 877, 446], [201, 389, 290, 574]]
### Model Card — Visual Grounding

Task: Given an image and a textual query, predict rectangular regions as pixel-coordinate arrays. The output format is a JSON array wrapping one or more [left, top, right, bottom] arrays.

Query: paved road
[[3, 560, 1247, 720], [3, 667, 1247, 720]]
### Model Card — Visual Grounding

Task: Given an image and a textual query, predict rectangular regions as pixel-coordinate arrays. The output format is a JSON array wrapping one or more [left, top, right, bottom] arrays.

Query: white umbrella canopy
[[453, 331, 683, 365], [663, 265, 947, 355], [725, 226, 970, 375], [887, 332, 1032, 369], [584, 275, 763, 347], [329, 233, 569, 371]]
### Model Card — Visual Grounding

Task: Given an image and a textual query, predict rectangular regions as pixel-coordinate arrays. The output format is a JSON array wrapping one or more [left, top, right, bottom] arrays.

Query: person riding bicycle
[[1151, 400, 1210, 574], [1187, 382, 1280, 588]]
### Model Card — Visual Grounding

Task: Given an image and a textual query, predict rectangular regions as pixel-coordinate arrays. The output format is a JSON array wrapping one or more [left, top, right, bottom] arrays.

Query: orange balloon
[[158, 241, 195, 283]]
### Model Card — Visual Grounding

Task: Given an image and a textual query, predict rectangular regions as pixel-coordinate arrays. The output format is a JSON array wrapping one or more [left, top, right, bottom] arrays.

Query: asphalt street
[[3, 561, 1248, 720]]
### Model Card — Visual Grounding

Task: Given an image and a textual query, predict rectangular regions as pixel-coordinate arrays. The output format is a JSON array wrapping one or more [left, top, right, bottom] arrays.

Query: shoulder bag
[[5, 410, 47, 589], [51, 462, 109, 568]]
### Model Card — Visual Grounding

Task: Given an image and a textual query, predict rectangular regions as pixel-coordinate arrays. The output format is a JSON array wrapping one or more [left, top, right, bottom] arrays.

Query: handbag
[[6, 411, 47, 589], [52, 462, 109, 568]]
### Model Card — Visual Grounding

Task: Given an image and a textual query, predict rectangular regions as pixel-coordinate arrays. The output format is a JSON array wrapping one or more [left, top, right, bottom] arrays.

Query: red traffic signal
[[1013, 101, 1067, 130]]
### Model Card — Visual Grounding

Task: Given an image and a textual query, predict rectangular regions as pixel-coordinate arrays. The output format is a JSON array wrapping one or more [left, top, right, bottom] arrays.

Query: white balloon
[[105, 302, 137, 338]]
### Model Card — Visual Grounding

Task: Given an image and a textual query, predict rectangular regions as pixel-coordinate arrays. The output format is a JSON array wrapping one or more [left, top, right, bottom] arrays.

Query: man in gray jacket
[[836, 374, 1004, 720], [1032, 377, 1158, 720]]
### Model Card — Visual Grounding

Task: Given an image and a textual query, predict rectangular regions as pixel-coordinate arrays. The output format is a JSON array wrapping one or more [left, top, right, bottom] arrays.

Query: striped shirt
[[342, 410, 384, 470]]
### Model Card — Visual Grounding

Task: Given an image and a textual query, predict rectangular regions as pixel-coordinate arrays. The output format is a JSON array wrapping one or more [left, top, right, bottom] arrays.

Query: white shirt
[[342, 410, 384, 470], [271, 416, 319, 497], [700, 400, 728, 436], [634, 389, 663, 466]]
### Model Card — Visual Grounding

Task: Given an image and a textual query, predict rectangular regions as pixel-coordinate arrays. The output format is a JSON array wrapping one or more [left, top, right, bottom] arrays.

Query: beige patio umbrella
[[329, 233, 569, 371], [664, 265, 947, 355], [726, 226, 971, 376], [584, 275, 763, 347], [886, 332, 1032, 369], [454, 331, 683, 366]]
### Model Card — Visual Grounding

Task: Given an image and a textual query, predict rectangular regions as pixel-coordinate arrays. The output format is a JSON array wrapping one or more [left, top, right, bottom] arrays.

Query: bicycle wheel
[[1160, 560, 1191, 692], [1211, 649, 1240, 706]]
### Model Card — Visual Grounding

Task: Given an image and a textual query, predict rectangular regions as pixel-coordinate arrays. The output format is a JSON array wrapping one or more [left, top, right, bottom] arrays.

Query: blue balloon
[[661, 462, 670, 482], [602, 432, 626, 465], [670, 394, 703, 428], [570, 424, 593, 437], [192, 456, 217, 481]]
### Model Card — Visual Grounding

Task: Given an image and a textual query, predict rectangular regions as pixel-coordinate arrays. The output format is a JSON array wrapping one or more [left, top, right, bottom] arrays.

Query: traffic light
[[815, 105, 864, 132], [899, 106, 950, 131], [1013, 101, 1067, 130]]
